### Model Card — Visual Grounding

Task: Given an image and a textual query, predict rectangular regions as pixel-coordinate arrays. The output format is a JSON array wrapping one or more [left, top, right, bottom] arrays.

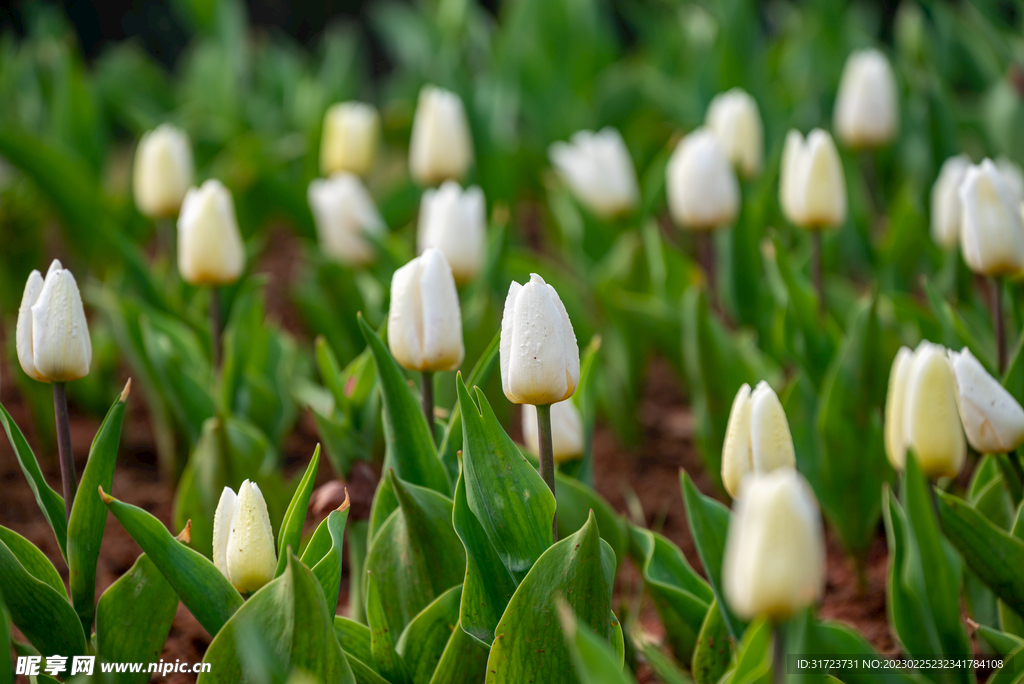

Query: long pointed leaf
[[275, 445, 321, 577]]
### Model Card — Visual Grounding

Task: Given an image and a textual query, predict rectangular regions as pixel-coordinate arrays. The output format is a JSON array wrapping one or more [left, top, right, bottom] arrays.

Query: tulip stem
[[53, 382, 77, 523], [696, 231, 716, 309], [992, 277, 1006, 374], [812, 231, 824, 319], [421, 371, 435, 442], [535, 403, 558, 541], [773, 623, 786, 684], [210, 287, 222, 369]]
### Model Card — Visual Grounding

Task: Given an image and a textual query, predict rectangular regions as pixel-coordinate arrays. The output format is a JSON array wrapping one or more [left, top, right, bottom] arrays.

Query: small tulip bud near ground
[[948, 347, 1024, 454], [177, 179, 246, 286], [409, 85, 474, 186], [417, 181, 486, 284], [308, 173, 387, 267], [665, 128, 739, 231], [834, 48, 899, 149], [930, 155, 971, 249], [133, 124, 194, 219], [213, 480, 278, 594], [522, 400, 584, 463], [549, 127, 640, 218], [320, 102, 380, 177], [721, 381, 797, 498], [706, 88, 764, 178], [723, 469, 826, 621], [17, 260, 92, 384]]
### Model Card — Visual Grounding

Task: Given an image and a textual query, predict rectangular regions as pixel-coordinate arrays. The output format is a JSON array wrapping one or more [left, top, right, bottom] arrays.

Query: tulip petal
[[884, 347, 914, 470], [418, 248, 464, 371], [212, 486, 237, 578], [387, 258, 425, 370], [949, 347, 1024, 453], [721, 383, 752, 498], [16, 270, 44, 381], [748, 381, 796, 475], [499, 281, 523, 402]]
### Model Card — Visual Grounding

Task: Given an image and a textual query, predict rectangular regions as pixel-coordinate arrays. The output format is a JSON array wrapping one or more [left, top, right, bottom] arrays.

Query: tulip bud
[[666, 128, 740, 230], [409, 85, 474, 185], [706, 88, 764, 178], [721, 381, 797, 498], [930, 155, 971, 249], [723, 469, 825, 621], [548, 127, 640, 218], [779, 128, 847, 229], [948, 347, 1024, 454], [308, 173, 387, 266], [177, 179, 245, 286], [16, 260, 92, 384], [522, 400, 584, 463], [133, 124, 194, 218], [500, 274, 580, 405], [417, 181, 486, 283], [833, 48, 899, 149], [958, 159, 1024, 277], [885, 342, 966, 478], [996, 157, 1024, 202], [387, 248, 465, 372], [320, 102, 380, 177], [213, 480, 277, 593]]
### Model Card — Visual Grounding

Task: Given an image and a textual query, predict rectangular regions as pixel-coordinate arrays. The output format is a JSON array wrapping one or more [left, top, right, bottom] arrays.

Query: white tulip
[[16, 260, 92, 383], [548, 127, 640, 217], [706, 88, 764, 178], [308, 173, 386, 266], [723, 469, 826, 620], [884, 346, 914, 471], [930, 155, 971, 249], [320, 102, 380, 177], [522, 400, 584, 463], [409, 85, 474, 185], [387, 248, 464, 373], [959, 159, 1024, 277], [133, 124, 194, 218], [996, 157, 1024, 202], [666, 128, 740, 230], [213, 480, 277, 593], [417, 181, 486, 284], [721, 381, 797, 498], [177, 179, 245, 286], [500, 274, 580, 405], [834, 48, 899, 148], [779, 128, 847, 229], [948, 347, 1024, 454]]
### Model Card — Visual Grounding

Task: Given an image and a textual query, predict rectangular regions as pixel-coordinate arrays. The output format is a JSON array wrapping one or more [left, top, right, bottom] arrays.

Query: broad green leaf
[[348, 520, 369, 626], [0, 595, 9, 684], [300, 504, 350, 614], [366, 572, 410, 684], [976, 624, 1024, 657], [426, 621, 489, 684], [999, 504, 1024, 637], [68, 385, 128, 633], [692, 600, 732, 684], [720, 617, 771, 684], [396, 585, 462, 684], [102, 489, 243, 636], [559, 601, 638, 684], [923, 279, 992, 371], [565, 334, 603, 485], [275, 446, 321, 577], [0, 404, 68, 558], [0, 526, 65, 598], [555, 472, 628, 567], [986, 644, 1024, 684], [437, 332, 500, 483], [94, 553, 178, 683], [812, 621, 922, 684], [335, 618, 385, 684]]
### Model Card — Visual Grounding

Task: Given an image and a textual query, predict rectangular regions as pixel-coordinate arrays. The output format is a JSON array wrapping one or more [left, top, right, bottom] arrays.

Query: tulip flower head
[[522, 399, 584, 463], [723, 469, 826, 620], [16, 260, 92, 383], [779, 128, 847, 229], [548, 128, 640, 218], [958, 159, 1024, 277], [833, 48, 899, 149], [930, 155, 971, 249], [308, 173, 386, 266], [177, 179, 245, 286], [706, 88, 764, 178], [721, 381, 797, 498], [417, 181, 486, 284], [320, 102, 380, 177], [213, 480, 277, 594], [133, 124, 194, 218], [409, 85, 474, 186], [387, 248, 465, 373], [884, 342, 966, 478], [666, 128, 740, 230], [500, 274, 580, 405], [948, 347, 1024, 454]]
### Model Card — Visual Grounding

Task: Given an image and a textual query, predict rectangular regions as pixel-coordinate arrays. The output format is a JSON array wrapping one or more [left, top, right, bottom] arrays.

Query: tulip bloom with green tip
[[721, 381, 797, 498], [16, 259, 92, 383], [213, 480, 277, 594], [948, 347, 1024, 454]]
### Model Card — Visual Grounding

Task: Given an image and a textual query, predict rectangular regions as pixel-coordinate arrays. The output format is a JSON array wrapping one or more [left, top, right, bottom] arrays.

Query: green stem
[[773, 622, 785, 684], [993, 277, 1006, 374], [210, 287, 221, 369], [697, 231, 716, 310], [53, 382, 77, 522], [421, 371, 435, 443], [812, 231, 824, 319], [536, 403, 558, 541]]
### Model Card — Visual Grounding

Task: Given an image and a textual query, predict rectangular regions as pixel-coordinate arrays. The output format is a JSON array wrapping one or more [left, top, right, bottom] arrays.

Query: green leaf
[[396, 585, 462, 684], [102, 489, 243, 636], [348, 520, 370, 626], [0, 594, 10, 684], [811, 620, 921, 684], [358, 314, 449, 495], [0, 526, 65, 598], [555, 472, 628, 568], [437, 331, 500, 483], [999, 504, 1024, 637], [0, 404, 68, 558], [486, 511, 620, 683], [300, 504, 350, 614], [559, 601, 638, 684], [67, 385, 128, 634], [691, 600, 732, 684], [425, 621, 489, 684], [985, 644, 1024, 684], [923, 279, 992, 371], [976, 624, 1024, 657], [198, 554, 355, 684], [275, 446, 321, 577], [94, 553, 179, 683], [335, 616, 375, 667], [721, 618, 771, 684], [366, 572, 410, 684]]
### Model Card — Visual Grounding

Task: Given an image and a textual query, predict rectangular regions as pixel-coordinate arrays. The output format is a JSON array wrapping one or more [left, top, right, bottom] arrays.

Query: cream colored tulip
[[884, 346, 914, 471], [706, 88, 764, 178], [320, 102, 380, 177], [177, 180, 245, 285], [522, 400, 584, 463], [549, 127, 640, 217], [417, 181, 486, 283], [666, 128, 739, 230], [779, 129, 847, 229], [959, 159, 1024, 277], [387, 248, 464, 373], [723, 469, 826, 620], [308, 173, 386, 266], [409, 86, 474, 185], [930, 155, 971, 249], [213, 480, 277, 593], [500, 274, 580, 405], [16, 260, 92, 383], [948, 347, 1024, 454], [834, 48, 899, 148], [133, 124, 194, 218], [721, 381, 797, 497]]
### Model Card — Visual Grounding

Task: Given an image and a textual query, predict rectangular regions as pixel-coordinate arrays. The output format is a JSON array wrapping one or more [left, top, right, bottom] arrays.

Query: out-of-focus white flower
[[213, 480, 277, 593], [996, 157, 1024, 202], [409, 86, 474, 185], [16, 260, 92, 383], [721, 381, 797, 498], [417, 181, 486, 283], [320, 102, 380, 177], [133, 124, 194, 218], [834, 48, 899, 148], [948, 347, 1024, 454], [779, 128, 847, 229], [177, 179, 245, 285], [522, 400, 584, 463], [665, 128, 740, 230], [958, 159, 1024, 277], [308, 173, 386, 266], [387, 248, 464, 372], [930, 155, 971, 249], [549, 128, 639, 217], [706, 89, 764, 178]]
